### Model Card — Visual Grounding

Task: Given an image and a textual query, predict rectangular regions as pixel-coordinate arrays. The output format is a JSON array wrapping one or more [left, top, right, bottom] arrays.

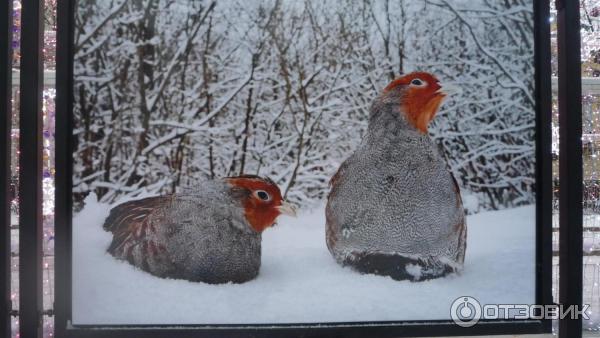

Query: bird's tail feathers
[[339, 250, 460, 282]]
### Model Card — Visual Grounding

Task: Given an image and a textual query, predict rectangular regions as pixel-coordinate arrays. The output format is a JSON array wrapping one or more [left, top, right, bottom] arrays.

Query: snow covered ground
[[72, 195, 536, 325]]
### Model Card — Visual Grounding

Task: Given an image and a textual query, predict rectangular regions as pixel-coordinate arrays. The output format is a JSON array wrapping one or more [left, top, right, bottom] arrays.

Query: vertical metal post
[[55, 0, 74, 335], [0, 1, 14, 337], [556, 0, 583, 337], [534, 0, 553, 331], [18, 0, 44, 337]]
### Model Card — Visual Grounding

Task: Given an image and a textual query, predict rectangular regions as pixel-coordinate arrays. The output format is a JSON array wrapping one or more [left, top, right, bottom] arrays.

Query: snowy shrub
[[73, 0, 535, 211]]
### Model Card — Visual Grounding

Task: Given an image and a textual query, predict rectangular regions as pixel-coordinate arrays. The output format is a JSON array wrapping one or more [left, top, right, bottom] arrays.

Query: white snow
[[73, 196, 536, 325], [405, 264, 423, 281]]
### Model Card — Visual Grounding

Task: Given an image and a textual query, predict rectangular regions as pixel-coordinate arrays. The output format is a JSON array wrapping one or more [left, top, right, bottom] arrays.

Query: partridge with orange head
[[102, 175, 296, 284], [326, 72, 466, 281]]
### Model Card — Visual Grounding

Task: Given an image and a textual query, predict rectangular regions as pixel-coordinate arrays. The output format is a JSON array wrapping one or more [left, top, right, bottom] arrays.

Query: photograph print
[[70, 0, 539, 326]]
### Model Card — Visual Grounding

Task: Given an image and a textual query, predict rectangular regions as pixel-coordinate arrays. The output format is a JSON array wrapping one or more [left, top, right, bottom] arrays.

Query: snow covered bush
[[73, 0, 536, 211]]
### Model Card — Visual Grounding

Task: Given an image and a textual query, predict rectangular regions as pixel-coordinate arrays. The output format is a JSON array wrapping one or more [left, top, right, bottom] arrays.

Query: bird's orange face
[[384, 72, 449, 134], [225, 175, 296, 233]]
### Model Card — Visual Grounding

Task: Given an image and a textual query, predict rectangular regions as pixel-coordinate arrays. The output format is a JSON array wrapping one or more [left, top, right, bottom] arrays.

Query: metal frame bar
[[556, 0, 584, 337], [18, 0, 45, 337], [534, 0, 554, 333], [55, 0, 74, 335], [54, 0, 554, 336], [0, 0, 14, 337]]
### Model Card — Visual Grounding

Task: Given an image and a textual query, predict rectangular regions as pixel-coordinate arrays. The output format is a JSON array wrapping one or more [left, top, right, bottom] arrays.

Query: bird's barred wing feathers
[[103, 196, 168, 233], [450, 172, 467, 265], [326, 158, 353, 251], [328, 160, 349, 189], [103, 196, 172, 269]]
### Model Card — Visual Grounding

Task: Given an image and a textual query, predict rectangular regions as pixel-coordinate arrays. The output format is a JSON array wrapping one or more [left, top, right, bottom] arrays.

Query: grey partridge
[[326, 72, 466, 281], [102, 175, 296, 284]]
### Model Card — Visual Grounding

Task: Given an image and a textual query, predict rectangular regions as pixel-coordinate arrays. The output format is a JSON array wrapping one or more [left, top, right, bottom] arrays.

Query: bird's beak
[[436, 82, 462, 97], [277, 202, 297, 217]]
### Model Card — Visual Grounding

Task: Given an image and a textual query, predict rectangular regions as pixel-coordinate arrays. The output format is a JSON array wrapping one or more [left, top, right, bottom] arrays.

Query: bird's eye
[[255, 190, 271, 201], [410, 78, 426, 86]]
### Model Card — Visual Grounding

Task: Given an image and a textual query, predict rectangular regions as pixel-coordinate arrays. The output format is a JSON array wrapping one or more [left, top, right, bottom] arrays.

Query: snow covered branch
[[73, 0, 537, 211]]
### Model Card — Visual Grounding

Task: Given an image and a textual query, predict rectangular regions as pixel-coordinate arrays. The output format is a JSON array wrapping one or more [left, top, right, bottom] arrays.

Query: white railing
[[10, 71, 600, 94], [11, 69, 55, 86], [552, 76, 600, 95]]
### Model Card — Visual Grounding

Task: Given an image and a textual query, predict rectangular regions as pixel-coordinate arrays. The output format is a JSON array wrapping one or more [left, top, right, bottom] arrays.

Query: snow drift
[[73, 195, 535, 325]]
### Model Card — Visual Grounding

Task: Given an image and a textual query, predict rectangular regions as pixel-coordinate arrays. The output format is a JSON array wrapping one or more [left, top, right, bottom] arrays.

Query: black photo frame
[[53, 0, 555, 337]]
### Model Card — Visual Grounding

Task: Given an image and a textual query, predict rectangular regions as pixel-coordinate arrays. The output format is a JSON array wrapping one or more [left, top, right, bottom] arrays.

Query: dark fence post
[[556, 0, 583, 337], [534, 0, 553, 331], [55, 0, 74, 336], [0, 1, 13, 337], [18, 0, 44, 337]]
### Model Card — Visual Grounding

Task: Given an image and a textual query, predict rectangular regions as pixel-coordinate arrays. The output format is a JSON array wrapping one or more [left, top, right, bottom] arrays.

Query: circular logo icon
[[450, 296, 482, 327]]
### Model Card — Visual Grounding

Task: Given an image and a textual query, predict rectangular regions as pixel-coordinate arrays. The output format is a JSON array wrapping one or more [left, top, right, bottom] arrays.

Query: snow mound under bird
[[73, 194, 535, 325]]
